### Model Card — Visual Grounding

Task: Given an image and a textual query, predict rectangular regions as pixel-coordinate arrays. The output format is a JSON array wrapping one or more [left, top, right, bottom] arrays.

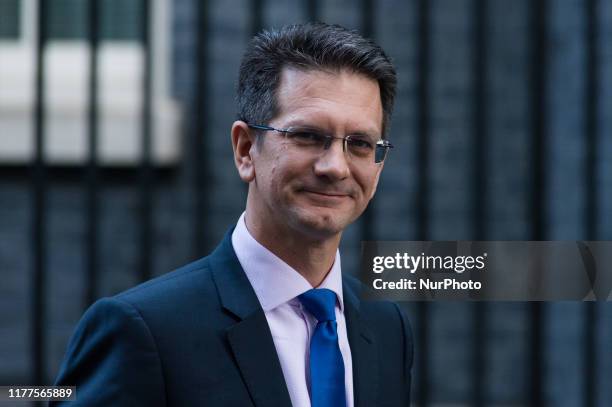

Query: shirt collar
[[231, 212, 344, 312]]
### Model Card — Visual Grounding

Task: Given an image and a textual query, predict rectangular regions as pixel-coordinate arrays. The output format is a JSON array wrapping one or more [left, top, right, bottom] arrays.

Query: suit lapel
[[344, 278, 379, 407], [226, 310, 293, 407], [209, 231, 293, 407]]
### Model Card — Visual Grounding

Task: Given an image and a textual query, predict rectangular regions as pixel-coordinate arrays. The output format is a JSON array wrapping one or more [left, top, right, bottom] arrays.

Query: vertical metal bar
[[251, 0, 263, 36], [585, 0, 599, 243], [416, 0, 431, 405], [359, 0, 374, 242], [416, 0, 430, 242], [305, 0, 319, 21], [32, 0, 48, 385], [139, 0, 153, 282], [528, 1, 548, 406], [472, 0, 487, 240], [244, 0, 263, 198], [361, 0, 373, 37], [193, 0, 211, 256], [583, 302, 596, 407], [471, 305, 486, 407], [530, 0, 547, 241], [471, 0, 488, 405], [415, 302, 429, 407], [528, 302, 543, 407], [584, 0, 599, 405], [85, 0, 100, 306]]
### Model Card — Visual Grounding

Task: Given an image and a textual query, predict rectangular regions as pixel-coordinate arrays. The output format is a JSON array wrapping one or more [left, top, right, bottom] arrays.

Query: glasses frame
[[246, 123, 393, 164]]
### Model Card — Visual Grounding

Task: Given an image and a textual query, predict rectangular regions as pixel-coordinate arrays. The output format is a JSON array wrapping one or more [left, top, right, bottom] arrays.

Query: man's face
[[246, 68, 384, 240]]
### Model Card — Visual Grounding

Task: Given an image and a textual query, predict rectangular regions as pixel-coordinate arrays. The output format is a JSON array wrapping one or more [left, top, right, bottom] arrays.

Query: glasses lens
[[375, 145, 388, 163], [286, 130, 328, 148], [345, 137, 374, 158], [283, 127, 389, 164]]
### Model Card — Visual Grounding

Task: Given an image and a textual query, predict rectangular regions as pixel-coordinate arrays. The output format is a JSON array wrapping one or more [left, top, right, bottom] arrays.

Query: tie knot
[[298, 288, 337, 322]]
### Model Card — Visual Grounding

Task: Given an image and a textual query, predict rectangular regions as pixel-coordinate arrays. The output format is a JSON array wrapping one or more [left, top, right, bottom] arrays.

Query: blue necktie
[[298, 288, 347, 407]]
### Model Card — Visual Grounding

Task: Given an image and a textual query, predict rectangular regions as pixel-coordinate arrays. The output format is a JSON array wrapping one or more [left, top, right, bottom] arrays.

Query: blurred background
[[0, 0, 611, 406]]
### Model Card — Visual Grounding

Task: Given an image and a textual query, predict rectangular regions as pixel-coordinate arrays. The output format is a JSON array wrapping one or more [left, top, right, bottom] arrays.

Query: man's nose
[[313, 139, 351, 180]]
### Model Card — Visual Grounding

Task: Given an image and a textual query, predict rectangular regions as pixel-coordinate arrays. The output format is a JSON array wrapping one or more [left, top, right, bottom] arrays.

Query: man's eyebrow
[[347, 130, 379, 138], [282, 119, 326, 129], [285, 123, 324, 131], [284, 121, 380, 137]]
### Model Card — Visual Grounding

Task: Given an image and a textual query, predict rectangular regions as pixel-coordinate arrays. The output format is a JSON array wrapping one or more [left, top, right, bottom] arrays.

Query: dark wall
[[0, 0, 611, 405]]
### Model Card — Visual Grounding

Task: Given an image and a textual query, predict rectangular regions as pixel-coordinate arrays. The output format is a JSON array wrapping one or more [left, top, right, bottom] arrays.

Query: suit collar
[[209, 228, 261, 320], [231, 212, 346, 312], [209, 229, 293, 407]]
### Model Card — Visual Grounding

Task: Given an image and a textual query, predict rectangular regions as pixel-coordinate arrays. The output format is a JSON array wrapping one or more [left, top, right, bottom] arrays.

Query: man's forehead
[[274, 67, 383, 132], [277, 66, 379, 98]]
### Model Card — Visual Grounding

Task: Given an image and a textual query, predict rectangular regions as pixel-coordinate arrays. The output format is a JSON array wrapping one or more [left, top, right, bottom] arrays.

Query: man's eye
[[288, 131, 326, 144], [347, 138, 373, 150]]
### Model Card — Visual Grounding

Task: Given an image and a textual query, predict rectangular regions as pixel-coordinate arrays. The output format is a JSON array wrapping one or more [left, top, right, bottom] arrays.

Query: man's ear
[[231, 121, 256, 183]]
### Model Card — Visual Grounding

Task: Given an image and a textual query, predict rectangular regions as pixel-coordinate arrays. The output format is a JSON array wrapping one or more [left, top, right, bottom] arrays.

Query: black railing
[[471, 0, 488, 405], [193, 0, 212, 258], [138, 0, 154, 284], [528, 0, 548, 405], [415, 0, 431, 404], [32, 0, 49, 386], [584, 0, 600, 406], [85, 0, 100, 308], [359, 0, 375, 250], [16, 1, 605, 405]]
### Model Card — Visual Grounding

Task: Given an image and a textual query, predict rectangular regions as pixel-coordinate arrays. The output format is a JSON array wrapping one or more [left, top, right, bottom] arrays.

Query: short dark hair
[[236, 22, 397, 135]]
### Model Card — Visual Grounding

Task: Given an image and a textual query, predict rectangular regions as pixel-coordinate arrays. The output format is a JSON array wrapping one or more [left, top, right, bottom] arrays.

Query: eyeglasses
[[247, 123, 393, 164]]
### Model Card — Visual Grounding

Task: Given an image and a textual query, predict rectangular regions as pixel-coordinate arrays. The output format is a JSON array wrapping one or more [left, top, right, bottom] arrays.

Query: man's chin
[[289, 208, 351, 239]]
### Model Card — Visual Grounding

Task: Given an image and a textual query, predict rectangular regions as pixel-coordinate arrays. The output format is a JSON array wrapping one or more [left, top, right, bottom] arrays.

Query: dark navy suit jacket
[[52, 230, 413, 406]]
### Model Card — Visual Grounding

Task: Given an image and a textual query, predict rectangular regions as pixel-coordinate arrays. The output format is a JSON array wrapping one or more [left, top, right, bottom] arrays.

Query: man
[[53, 22, 413, 406]]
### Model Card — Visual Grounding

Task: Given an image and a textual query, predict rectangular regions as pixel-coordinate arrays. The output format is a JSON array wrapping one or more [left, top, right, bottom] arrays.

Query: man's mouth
[[301, 189, 351, 201]]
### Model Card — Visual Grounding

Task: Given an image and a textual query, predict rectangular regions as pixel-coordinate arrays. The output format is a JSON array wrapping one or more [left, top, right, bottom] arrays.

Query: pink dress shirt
[[231, 212, 354, 407]]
